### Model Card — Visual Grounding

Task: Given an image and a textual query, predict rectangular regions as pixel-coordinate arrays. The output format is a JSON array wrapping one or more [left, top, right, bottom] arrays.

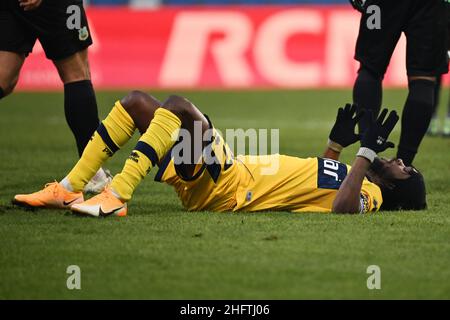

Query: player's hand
[[358, 109, 399, 162], [349, 0, 367, 13], [328, 103, 365, 152], [18, 0, 43, 12]]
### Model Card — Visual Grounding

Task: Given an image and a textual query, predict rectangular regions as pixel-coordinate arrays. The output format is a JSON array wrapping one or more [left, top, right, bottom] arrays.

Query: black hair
[[380, 169, 427, 211]]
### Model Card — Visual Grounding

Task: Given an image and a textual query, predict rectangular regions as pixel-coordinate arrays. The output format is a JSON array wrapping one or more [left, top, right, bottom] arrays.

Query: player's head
[[368, 157, 427, 211]]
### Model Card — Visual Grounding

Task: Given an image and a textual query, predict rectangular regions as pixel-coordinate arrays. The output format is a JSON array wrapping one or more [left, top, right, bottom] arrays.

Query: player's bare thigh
[[52, 49, 91, 84], [0, 51, 26, 96]]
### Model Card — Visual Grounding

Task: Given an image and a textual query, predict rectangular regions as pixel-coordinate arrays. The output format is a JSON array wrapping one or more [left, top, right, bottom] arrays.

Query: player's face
[[377, 158, 415, 180]]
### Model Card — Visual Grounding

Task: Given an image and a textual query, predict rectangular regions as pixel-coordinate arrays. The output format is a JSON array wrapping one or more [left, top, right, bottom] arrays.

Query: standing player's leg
[[352, 1, 403, 133], [396, 0, 449, 165], [52, 49, 112, 193], [444, 86, 450, 137], [19, 0, 110, 192], [427, 76, 442, 136], [352, 66, 383, 132]]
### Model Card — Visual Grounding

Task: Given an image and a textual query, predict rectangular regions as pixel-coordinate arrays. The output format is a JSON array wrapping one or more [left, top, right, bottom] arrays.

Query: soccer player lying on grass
[[13, 92, 427, 216]]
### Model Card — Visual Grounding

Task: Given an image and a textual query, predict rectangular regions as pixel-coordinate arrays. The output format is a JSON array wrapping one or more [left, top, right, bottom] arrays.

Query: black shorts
[[355, 0, 449, 77], [0, 0, 92, 61]]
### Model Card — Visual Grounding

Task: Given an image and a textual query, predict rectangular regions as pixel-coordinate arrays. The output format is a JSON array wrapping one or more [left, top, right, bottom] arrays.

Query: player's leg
[[397, 0, 448, 165], [53, 49, 100, 158], [352, 0, 403, 133], [72, 94, 210, 217], [28, 0, 110, 192], [13, 91, 159, 209], [8, 0, 98, 156]]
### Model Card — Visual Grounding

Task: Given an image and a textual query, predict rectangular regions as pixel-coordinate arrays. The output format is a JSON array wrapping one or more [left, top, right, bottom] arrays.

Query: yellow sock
[[111, 108, 181, 201], [67, 101, 135, 191]]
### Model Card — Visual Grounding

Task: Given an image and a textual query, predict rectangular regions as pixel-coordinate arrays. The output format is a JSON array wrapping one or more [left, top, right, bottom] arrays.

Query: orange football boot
[[71, 187, 127, 217], [13, 182, 84, 209]]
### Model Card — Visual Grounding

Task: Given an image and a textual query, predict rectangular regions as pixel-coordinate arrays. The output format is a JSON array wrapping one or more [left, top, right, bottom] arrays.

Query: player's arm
[[332, 109, 399, 214], [324, 103, 363, 161], [332, 157, 371, 213]]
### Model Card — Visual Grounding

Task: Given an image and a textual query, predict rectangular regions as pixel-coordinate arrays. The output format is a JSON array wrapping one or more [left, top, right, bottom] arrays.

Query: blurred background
[[16, 0, 449, 91]]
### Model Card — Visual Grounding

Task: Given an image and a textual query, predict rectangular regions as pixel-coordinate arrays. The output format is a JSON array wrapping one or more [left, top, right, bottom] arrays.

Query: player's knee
[[162, 95, 195, 119], [120, 90, 151, 113]]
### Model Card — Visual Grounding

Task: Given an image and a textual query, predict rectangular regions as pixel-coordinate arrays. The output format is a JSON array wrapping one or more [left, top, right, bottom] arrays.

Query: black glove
[[328, 103, 365, 152], [349, 0, 367, 13], [358, 109, 399, 162]]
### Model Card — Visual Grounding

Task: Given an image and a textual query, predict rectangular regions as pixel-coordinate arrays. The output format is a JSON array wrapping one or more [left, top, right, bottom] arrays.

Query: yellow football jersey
[[234, 155, 382, 213], [154, 132, 382, 213]]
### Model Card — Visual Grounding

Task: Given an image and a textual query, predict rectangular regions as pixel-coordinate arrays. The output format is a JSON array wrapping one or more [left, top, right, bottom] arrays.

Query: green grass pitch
[[0, 89, 449, 299]]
